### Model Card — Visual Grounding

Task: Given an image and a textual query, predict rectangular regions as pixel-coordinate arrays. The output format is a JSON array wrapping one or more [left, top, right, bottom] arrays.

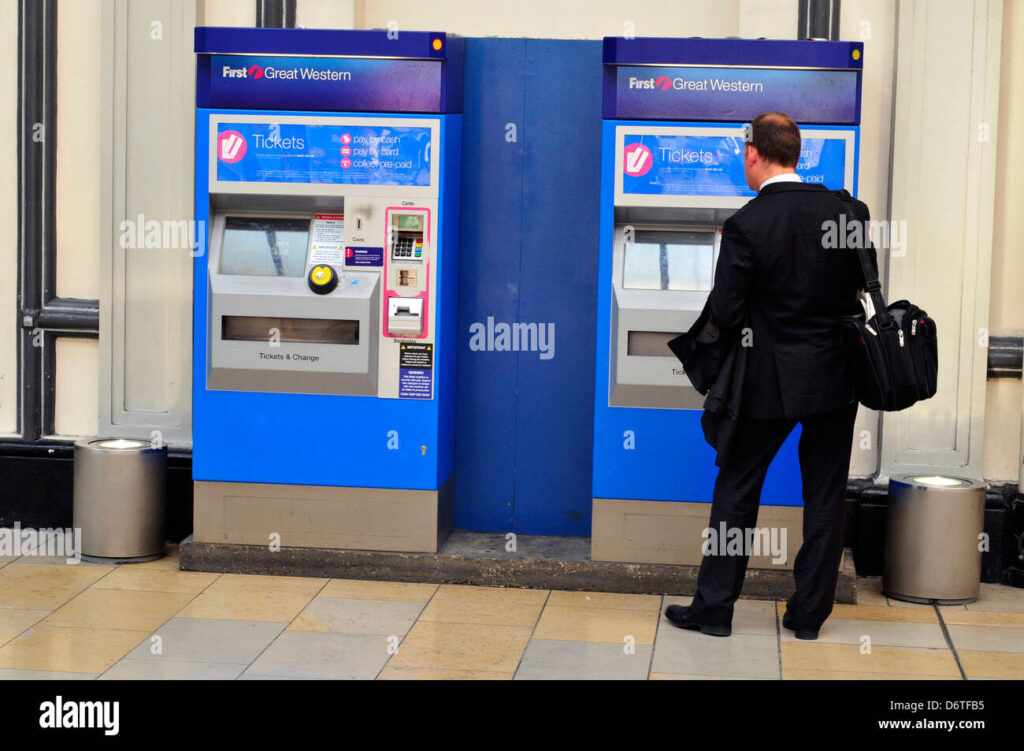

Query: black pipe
[[17, 0, 57, 442], [798, 0, 841, 40], [988, 336, 1024, 379], [256, 0, 296, 29]]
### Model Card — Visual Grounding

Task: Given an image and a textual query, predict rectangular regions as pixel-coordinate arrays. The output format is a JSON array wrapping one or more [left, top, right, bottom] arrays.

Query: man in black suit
[[665, 112, 876, 640]]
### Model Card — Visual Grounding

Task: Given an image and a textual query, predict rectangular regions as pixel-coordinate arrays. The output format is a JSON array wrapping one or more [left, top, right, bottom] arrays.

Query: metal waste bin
[[73, 438, 167, 562], [884, 474, 986, 604]]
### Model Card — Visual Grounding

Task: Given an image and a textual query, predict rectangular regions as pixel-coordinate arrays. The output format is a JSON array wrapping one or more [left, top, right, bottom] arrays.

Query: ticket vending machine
[[192, 28, 462, 553], [591, 38, 863, 565]]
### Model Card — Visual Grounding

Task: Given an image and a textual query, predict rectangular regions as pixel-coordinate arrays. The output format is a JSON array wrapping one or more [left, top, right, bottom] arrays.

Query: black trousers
[[689, 400, 859, 630]]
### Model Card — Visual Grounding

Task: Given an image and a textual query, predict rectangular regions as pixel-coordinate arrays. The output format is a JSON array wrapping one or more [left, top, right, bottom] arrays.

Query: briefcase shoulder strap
[[832, 190, 890, 324]]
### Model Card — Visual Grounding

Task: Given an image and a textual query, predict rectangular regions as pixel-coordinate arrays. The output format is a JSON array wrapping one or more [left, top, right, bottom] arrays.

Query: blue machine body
[[592, 38, 863, 508], [192, 28, 462, 492]]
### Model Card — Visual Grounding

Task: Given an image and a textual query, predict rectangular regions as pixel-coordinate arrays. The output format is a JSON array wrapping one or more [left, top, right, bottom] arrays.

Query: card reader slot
[[222, 315, 359, 345]]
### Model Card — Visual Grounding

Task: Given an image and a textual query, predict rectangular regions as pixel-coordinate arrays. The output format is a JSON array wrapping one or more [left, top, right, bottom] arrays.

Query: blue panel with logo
[[215, 121, 432, 186], [193, 28, 461, 499], [593, 38, 863, 514], [620, 132, 851, 196]]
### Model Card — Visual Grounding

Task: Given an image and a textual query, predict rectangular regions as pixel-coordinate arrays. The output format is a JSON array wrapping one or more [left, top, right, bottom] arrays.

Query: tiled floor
[[0, 548, 1021, 679]]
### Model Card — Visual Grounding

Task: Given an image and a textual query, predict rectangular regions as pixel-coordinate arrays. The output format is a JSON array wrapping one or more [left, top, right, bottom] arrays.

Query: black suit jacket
[[706, 182, 877, 419]]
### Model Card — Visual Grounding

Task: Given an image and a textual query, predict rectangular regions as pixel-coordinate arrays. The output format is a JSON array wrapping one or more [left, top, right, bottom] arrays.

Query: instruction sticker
[[398, 342, 433, 399], [309, 214, 345, 266]]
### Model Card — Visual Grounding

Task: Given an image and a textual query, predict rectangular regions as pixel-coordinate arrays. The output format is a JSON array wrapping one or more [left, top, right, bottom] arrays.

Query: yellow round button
[[308, 264, 338, 294]]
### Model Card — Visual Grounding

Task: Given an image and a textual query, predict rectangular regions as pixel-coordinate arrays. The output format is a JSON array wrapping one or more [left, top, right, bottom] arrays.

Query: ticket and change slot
[[206, 212, 379, 396], [610, 219, 725, 409]]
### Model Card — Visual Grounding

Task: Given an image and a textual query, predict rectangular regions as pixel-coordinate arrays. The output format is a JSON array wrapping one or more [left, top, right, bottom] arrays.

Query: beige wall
[[297, 0, 354, 28], [0, 0, 17, 436], [50, 0, 103, 439], [199, 0, 255, 26], [57, 0, 102, 301], [358, 0, 741, 38], [54, 338, 99, 437], [984, 0, 1024, 483]]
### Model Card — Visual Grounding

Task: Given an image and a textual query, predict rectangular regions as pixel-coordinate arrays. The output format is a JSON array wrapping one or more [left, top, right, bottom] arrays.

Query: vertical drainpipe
[[256, 0, 296, 28], [798, 0, 841, 40]]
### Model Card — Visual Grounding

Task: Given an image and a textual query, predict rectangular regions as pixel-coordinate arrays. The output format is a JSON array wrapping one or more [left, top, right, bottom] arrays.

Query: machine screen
[[622, 230, 715, 291], [219, 217, 310, 278]]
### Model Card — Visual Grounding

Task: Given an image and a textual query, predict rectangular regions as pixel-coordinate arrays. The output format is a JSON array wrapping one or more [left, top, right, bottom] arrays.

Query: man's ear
[[745, 144, 758, 167]]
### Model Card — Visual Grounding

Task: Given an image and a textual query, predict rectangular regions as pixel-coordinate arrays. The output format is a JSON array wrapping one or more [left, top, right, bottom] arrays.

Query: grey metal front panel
[[206, 211, 379, 395], [609, 224, 723, 410]]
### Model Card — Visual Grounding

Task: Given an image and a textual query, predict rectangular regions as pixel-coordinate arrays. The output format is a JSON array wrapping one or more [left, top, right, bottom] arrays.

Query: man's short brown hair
[[749, 112, 801, 168]]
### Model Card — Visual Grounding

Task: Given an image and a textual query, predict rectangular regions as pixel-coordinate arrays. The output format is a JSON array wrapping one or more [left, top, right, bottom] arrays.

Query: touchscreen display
[[622, 230, 715, 291], [219, 217, 310, 277]]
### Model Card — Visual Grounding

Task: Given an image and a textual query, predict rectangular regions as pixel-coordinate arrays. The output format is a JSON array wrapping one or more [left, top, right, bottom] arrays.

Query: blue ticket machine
[[192, 28, 462, 553], [591, 38, 863, 565]]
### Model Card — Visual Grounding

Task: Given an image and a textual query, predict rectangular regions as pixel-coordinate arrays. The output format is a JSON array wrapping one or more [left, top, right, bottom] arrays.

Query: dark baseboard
[[0, 448, 193, 543]]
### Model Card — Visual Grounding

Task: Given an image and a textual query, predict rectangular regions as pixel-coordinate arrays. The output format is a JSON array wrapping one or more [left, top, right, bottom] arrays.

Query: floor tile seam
[[235, 578, 332, 679], [372, 580, 445, 679], [510, 589, 553, 680]]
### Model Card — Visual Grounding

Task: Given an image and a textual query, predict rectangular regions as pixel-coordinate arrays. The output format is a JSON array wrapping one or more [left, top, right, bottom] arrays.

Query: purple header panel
[[195, 27, 464, 113], [602, 37, 863, 124], [611, 66, 859, 124], [204, 55, 443, 113]]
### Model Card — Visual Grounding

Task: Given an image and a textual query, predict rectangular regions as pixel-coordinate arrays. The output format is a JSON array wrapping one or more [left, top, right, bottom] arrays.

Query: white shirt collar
[[758, 172, 802, 191]]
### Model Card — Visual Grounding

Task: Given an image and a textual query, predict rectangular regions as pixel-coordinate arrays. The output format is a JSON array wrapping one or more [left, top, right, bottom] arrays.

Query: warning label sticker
[[398, 342, 433, 399], [309, 214, 345, 266]]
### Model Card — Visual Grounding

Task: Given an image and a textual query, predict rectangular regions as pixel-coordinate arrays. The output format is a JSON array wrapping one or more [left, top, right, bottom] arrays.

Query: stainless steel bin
[[73, 438, 167, 561], [884, 474, 986, 604]]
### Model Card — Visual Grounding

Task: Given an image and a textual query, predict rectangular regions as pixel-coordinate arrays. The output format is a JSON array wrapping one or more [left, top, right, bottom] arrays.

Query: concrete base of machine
[[179, 530, 857, 602], [193, 474, 454, 554], [591, 498, 803, 568]]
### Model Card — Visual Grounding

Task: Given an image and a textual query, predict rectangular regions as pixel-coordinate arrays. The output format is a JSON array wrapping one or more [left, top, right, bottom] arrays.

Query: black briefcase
[[840, 245, 938, 412]]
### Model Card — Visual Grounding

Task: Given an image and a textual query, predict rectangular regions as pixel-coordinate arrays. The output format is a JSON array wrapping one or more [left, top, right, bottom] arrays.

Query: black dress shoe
[[664, 605, 731, 637], [782, 610, 819, 640]]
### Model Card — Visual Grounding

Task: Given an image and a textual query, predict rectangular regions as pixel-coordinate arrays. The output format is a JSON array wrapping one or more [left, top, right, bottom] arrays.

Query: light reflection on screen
[[219, 217, 310, 277], [623, 230, 715, 291]]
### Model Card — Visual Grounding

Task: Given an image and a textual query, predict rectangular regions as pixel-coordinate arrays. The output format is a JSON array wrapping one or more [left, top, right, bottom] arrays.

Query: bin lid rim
[[890, 473, 985, 490], [76, 437, 166, 452]]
